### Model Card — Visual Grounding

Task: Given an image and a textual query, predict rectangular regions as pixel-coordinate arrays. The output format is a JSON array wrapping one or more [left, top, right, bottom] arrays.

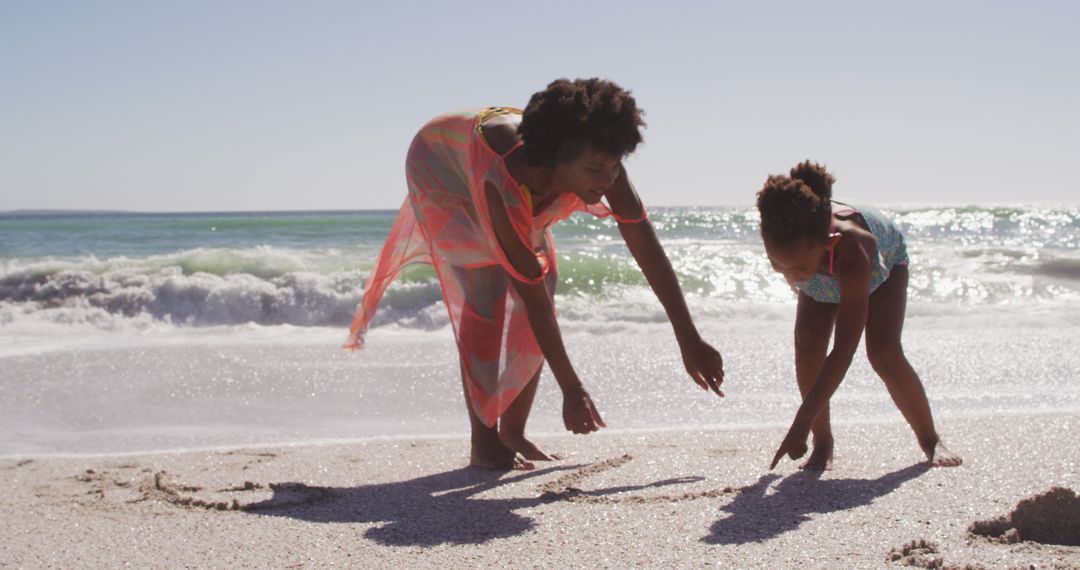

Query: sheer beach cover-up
[[796, 203, 909, 304], [347, 108, 646, 426]]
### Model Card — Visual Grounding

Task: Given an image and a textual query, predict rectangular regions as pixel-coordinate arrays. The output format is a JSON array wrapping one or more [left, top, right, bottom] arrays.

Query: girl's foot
[[799, 442, 834, 471], [924, 440, 962, 467]]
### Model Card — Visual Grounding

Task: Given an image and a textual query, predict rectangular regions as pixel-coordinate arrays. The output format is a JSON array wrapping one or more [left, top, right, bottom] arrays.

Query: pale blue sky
[[2, 1, 1077, 212]]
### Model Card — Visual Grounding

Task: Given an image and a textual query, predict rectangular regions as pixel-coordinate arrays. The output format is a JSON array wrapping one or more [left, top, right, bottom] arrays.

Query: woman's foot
[[498, 429, 559, 462], [469, 440, 535, 471]]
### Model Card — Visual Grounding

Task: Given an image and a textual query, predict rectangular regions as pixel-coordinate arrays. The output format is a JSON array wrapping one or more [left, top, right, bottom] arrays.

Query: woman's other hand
[[562, 385, 606, 434], [681, 337, 725, 397]]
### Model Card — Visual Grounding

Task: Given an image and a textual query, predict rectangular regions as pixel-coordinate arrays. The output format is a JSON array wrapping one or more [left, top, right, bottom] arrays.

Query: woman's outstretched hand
[[681, 337, 725, 397], [770, 423, 810, 470], [562, 385, 606, 434]]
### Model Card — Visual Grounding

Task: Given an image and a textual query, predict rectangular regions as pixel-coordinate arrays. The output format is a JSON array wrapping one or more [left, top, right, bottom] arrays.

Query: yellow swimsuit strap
[[475, 108, 524, 152], [475, 106, 522, 128]]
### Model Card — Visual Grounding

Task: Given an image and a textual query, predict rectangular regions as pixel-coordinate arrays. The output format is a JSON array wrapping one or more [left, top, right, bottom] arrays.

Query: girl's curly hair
[[756, 160, 836, 247], [518, 78, 645, 166]]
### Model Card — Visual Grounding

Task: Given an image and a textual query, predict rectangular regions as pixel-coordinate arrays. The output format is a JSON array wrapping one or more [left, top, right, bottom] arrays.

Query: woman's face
[[551, 145, 621, 204]]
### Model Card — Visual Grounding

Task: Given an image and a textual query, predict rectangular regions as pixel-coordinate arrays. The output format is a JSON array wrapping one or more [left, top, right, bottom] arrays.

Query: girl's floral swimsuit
[[346, 108, 646, 426], [796, 203, 909, 304]]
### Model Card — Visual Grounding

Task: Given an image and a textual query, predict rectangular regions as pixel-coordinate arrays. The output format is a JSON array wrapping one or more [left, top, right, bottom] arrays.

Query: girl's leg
[[794, 292, 839, 470], [496, 367, 556, 461], [864, 265, 961, 466]]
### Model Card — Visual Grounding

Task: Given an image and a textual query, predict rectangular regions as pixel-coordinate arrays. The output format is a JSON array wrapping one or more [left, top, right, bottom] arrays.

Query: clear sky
[[2, 0, 1078, 212]]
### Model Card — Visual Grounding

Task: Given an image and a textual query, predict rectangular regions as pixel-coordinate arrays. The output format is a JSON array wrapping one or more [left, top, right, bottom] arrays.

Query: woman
[[348, 78, 724, 469]]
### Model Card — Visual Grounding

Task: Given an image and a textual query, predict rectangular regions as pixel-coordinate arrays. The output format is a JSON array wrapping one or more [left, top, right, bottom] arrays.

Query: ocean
[[2, 206, 1079, 456]]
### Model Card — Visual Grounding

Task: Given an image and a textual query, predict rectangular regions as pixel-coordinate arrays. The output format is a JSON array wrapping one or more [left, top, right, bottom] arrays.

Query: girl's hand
[[770, 424, 810, 470], [562, 385, 606, 434], [680, 337, 725, 397]]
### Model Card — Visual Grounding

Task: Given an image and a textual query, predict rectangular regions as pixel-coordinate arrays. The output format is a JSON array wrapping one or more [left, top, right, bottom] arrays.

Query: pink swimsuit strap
[[829, 227, 836, 274], [501, 140, 524, 159], [828, 205, 859, 274]]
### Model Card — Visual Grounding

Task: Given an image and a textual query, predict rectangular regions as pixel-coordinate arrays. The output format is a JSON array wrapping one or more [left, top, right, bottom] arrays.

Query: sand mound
[[886, 539, 944, 568], [969, 487, 1080, 546]]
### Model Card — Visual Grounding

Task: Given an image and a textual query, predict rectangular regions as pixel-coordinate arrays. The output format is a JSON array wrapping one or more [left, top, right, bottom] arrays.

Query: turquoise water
[[0, 210, 395, 259], [2, 206, 1079, 330]]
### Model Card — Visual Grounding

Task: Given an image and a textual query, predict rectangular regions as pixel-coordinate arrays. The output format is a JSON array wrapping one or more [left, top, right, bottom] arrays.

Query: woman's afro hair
[[518, 78, 645, 166]]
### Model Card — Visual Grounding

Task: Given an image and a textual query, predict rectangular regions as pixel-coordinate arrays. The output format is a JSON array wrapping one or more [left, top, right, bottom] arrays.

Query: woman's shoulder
[[476, 108, 522, 155]]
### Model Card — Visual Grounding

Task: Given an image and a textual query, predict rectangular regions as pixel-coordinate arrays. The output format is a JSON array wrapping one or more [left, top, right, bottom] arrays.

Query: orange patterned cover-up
[[347, 108, 646, 427]]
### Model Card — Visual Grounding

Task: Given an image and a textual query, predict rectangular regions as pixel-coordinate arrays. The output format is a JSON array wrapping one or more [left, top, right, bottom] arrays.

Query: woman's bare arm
[[606, 168, 725, 396]]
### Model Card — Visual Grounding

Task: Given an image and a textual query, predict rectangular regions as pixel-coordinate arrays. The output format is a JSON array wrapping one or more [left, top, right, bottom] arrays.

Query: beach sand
[[2, 412, 1077, 569]]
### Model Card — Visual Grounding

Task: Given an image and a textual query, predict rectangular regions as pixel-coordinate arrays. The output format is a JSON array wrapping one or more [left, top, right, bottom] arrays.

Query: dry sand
[[1, 412, 1077, 569]]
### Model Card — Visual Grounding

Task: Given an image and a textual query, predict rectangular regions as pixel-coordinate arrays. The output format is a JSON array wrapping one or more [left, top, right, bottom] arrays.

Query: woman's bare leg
[[497, 368, 557, 461], [496, 266, 561, 461], [461, 363, 532, 470], [453, 265, 532, 470], [794, 292, 839, 470], [865, 266, 961, 466]]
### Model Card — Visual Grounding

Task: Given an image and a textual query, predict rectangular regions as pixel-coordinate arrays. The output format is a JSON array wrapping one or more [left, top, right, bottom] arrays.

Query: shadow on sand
[[242, 463, 695, 546], [703, 463, 930, 545]]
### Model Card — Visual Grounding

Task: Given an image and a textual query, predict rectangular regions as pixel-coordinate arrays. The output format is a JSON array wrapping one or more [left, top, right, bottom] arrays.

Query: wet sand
[[1, 412, 1077, 569]]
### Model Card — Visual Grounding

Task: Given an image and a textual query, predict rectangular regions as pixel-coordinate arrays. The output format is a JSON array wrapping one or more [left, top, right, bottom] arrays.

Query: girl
[[348, 79, 724, 470], [758, 161, 961, 470]]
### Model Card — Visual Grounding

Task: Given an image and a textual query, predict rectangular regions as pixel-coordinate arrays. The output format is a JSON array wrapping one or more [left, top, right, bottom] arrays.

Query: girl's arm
[[771, 234, 872, 469], [484, 183, 604, 434], [606, 167, 725, 396]]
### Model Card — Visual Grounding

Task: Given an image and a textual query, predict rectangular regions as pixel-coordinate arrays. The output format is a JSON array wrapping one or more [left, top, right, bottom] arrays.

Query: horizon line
[[3, 201, 1079, 217]]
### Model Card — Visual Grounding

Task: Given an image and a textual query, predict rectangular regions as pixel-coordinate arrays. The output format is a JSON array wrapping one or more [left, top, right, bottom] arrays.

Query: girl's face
[[764, 237, 834, 284], [551, 146, 621, 204]]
